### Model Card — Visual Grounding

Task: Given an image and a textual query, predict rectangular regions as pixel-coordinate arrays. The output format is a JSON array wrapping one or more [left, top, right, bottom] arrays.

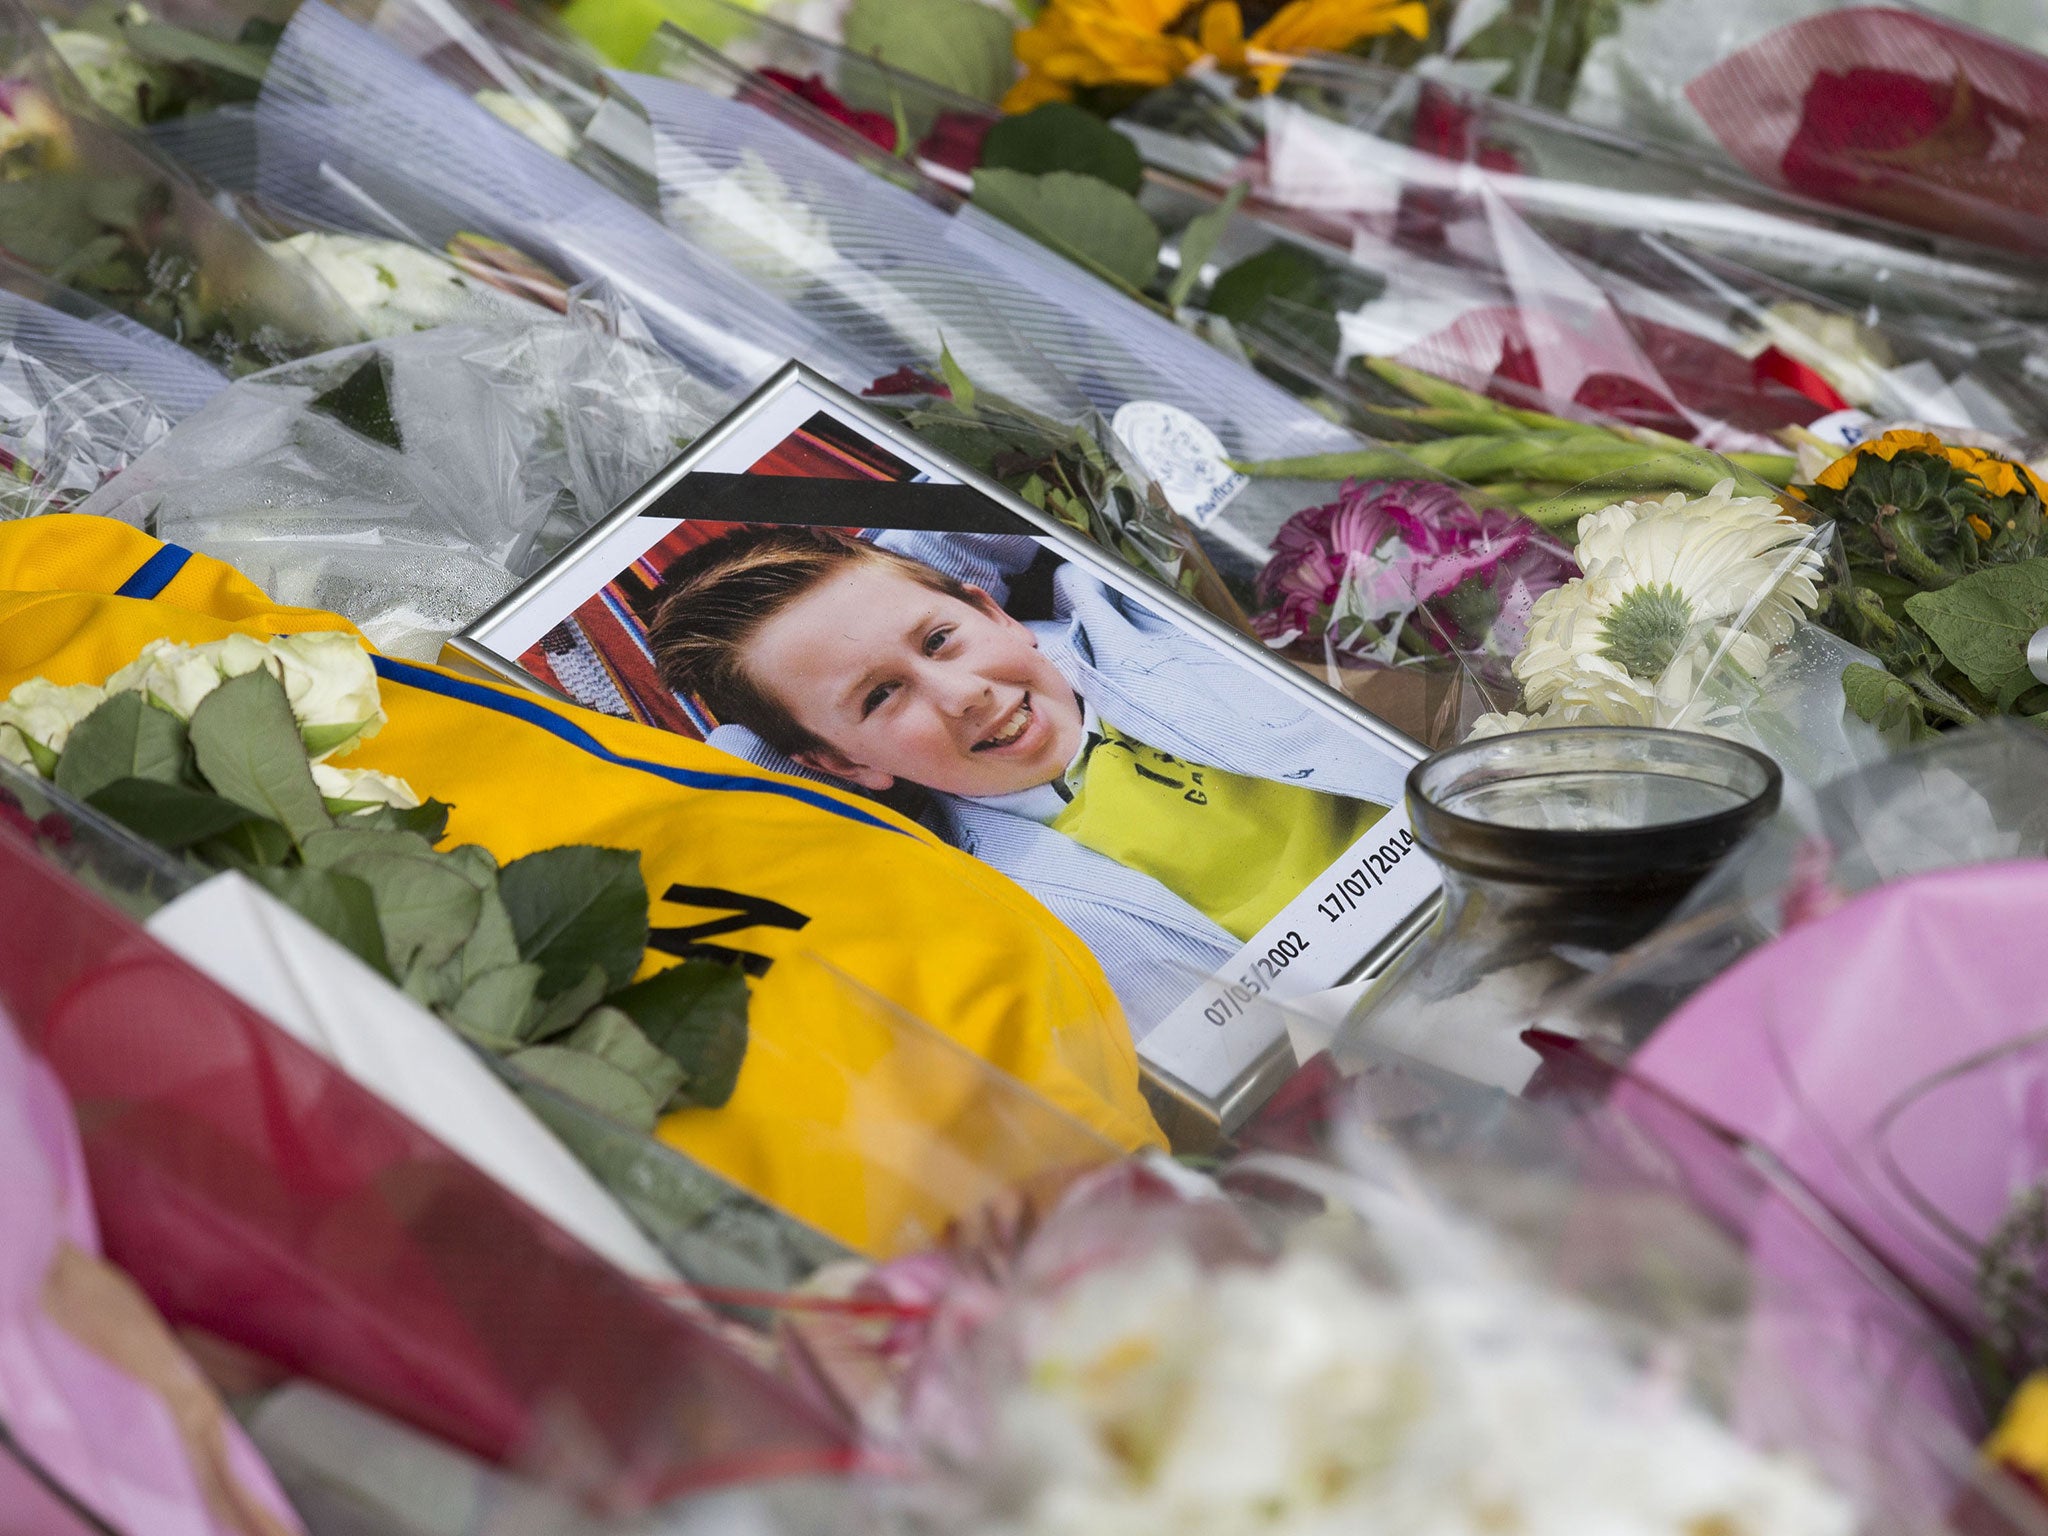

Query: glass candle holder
[[1335, 727, 1781, 1092]]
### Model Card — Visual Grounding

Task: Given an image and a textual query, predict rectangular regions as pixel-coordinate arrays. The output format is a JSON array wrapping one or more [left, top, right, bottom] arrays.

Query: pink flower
[[1254, 479, 1574, 658]]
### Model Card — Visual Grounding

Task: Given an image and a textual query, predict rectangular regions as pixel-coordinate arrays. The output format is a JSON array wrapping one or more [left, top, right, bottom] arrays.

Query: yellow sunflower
[[1812, 427, 2047, 502], [1005, 0, 1431, 111]]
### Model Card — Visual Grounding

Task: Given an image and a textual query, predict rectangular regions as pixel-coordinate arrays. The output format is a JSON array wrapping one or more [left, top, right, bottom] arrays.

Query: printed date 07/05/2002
[[1316, 828, 1418, 924]]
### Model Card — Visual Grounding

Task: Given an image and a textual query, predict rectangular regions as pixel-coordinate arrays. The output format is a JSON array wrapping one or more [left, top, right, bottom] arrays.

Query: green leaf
[[301, 826, 437, 869], [248, 865, 391, 975], [345, 798, 451, 841], [197, 817, 296, 868], [506, 1044, 661, 1132], [187, 669, 333, 848], [980, 102, 1143, 194], [971, 168, 1161, 294], [460, 886, 523, 985], [1840, 663, 1930, 738], [609, 960, 750, 1109], [844, 0, 1017, 106], [86, 777, 270, 851], [442, 843, 499, 889], [300, 720, 372, 759], [498, 845, 648, 998], [1166, 180, 1248, 309], [1903, 558, 2048, 703], [449, 962, 545, 1048], [560, 1005, 686, 1108], [55, 693, 189, 802], [521, 962, 609, 1044], [1207, 242, 1331, 325], [937, 338, 976, 413], [308, 355, 402, 452], [118, 17, 274, 85], [335, 852, 483, 975]]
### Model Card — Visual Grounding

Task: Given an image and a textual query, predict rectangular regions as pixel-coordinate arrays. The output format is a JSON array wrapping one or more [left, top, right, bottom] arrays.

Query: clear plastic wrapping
[[0, 0, 358, 370], [77, 293, 726, 658], [241, 0, 875, 394], [0, 797, 859, 1513], [614, 36, 1366, 577], [0, 260, 226, 519]]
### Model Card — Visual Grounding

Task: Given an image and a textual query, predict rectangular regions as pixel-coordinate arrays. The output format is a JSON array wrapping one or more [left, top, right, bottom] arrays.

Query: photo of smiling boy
[[651, 524, 1405, 1035]]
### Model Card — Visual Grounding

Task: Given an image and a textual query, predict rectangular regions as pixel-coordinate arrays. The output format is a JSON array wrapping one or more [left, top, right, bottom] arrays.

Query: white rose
[[207, 632, 276, 679], [266, 633, 384, 760], [106, 638, 225, 720], [1, 722, 38, 773], [274, 232, 526, 338], [313, 763, 421, 813], [474, 90, 582, 160], [0, 678, 108, 774]]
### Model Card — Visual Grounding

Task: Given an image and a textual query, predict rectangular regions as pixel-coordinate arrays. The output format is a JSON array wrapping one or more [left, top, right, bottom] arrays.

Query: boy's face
[[743, 560, 1084, 798]]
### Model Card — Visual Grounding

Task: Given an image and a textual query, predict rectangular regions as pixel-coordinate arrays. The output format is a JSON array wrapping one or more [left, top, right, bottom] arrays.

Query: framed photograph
[[450, 364, 1440, 1133]]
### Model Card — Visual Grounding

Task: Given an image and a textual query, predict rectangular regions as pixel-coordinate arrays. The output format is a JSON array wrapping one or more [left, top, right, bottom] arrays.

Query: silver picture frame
[[449, 361, 1440, 1143]]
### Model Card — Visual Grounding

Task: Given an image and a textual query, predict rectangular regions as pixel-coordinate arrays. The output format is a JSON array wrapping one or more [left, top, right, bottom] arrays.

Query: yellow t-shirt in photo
[[1050, 719, 1387, 942]]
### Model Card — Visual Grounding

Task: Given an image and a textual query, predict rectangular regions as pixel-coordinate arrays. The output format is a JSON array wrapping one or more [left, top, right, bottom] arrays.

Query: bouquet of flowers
[[164, 0, 877, 394], [1797, 428, 2048, 736], [0, 0, 356, 373]]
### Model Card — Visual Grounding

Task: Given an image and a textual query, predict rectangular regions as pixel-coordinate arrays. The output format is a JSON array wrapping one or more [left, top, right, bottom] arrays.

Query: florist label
[[1113, 400, 1249, 529]]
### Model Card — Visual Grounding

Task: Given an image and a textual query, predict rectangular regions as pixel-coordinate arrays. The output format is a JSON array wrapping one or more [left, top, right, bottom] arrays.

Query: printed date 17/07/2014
[[1316, 827, 1418, 924]]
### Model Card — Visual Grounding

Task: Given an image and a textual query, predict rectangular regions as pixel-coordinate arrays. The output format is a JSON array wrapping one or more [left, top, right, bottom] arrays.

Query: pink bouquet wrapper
[[1632, 859, 2048, 1338]]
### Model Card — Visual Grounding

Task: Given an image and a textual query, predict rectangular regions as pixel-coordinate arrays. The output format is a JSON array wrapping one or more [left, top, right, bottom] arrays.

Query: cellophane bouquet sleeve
[[242, 0, 876, 394], [0, 0, 358, 370], [0, 258, 228, 518], [78, 290, 727, 659]]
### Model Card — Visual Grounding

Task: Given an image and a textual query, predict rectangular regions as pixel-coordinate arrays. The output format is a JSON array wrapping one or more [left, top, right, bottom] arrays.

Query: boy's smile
[[742, 561, 1084, 798]]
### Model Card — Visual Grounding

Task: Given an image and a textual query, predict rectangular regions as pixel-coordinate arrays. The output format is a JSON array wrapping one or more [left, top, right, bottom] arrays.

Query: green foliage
[[1810, 449, 2048, 730], [610, 960, 750, 1108], [843, 0, 1018, 106], [86, 776, 271, 849], [498, 845, 649, 998], [44, 645, 754, 1135], [981, 103, 1144, 194], [1166, 181, 1246, 308], [971, 168, 1162, 294], [55, 692, 187, 801], [188, 669, 333, 847], [309, 356, 403, 452]]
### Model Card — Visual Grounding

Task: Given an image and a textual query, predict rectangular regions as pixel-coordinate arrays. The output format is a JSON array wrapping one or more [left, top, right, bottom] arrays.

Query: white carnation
[[0, 677, 107, 773], [313, 763, 421, 812], [266, 632, 384, 760]]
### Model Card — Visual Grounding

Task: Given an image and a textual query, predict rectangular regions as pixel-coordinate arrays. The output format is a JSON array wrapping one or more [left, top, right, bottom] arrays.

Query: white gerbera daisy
[[1503, 481, 1822, 732]]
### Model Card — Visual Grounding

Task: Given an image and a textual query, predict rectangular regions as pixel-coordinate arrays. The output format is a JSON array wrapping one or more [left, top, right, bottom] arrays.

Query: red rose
[[760, 68, 898, 153], [916, 110, 995, 178]]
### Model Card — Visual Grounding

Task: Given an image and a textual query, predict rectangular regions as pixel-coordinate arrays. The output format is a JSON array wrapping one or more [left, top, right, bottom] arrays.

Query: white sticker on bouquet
[[1807, 408, 1877, 450], [1113, 400, 1249, 529]]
